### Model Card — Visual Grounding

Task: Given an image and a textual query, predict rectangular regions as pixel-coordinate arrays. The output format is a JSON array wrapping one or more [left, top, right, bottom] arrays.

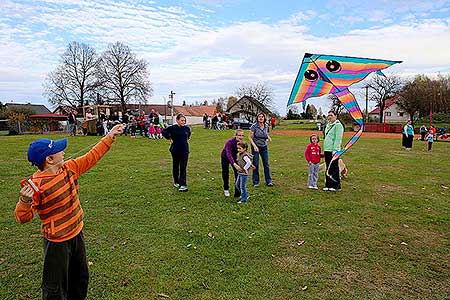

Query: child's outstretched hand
[[108, 124, 125, 138]]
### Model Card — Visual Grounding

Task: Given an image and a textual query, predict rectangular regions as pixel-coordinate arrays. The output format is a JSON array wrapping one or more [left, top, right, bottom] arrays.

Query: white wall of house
[[370, 103, 409, 123]]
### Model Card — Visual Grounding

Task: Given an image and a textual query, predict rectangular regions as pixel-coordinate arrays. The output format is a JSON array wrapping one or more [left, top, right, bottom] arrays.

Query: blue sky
[[1, 0, 450, 114]]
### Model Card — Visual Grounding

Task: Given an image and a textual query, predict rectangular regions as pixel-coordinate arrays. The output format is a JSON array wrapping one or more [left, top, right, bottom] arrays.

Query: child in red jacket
[[304, 134, 323, 189]]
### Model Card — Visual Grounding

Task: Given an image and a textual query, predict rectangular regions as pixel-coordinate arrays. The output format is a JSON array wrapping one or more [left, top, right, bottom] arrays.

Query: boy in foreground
[[14, 124, 124, 300]]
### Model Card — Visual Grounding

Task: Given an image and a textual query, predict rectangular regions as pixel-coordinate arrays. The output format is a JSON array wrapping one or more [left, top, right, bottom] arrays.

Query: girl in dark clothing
[[162, 114, 191, 192]]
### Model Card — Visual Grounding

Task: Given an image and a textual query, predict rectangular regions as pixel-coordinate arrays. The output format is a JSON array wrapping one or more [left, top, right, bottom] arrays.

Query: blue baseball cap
[[27, 138, 68, 166]]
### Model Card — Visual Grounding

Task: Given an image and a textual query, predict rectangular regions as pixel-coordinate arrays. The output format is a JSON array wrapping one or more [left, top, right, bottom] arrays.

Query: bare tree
[[366, 74, 403, 123], [97, 42, 153, 112], [235, 82, 274, 109], [43, 41, 98, 109], [328, 94, 345, 116]]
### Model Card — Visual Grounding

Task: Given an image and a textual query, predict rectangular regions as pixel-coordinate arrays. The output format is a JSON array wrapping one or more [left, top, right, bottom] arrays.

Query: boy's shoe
[[328, 188, 337, 192], [224, 190, 230, 197], [179, 186, 188, 192], [323, 187, 329, 191], [308, 185, 315, 189], [173, 183, 180, 188], [253, 183, 260, 187], [237, 199, 247, 203], [266, 182, 274, 187], [313, 186, 319, 190]]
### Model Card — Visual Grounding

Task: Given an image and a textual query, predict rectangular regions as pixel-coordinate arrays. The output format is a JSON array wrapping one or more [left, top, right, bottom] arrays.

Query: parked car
[[232, 118, 252, 129]]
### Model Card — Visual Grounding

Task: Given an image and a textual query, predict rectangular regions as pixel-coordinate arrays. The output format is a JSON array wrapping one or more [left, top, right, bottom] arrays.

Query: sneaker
[[173, 183, 180, 188], [266, 182, 274, 187], [253, 183, 260, 187], [178, 186, 188, 192], [313, 186, 319, 190], [237, 199, 247, 203], [308, 185, 315, 189], [224, 190, 230, 197], [328, 188, 336, 192], [323, 187, 329, 191]]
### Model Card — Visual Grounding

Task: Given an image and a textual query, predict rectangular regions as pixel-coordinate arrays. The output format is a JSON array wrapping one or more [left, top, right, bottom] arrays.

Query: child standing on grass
[[148, 123, 156, 139], [14, 124, 124, 300], [304, 134, 323, 189], [235, 141, 254, 203], [426, 129, 434, 151]]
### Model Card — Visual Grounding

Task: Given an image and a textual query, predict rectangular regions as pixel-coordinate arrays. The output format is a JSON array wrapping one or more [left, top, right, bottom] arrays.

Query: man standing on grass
[[15, 124, 124, 300], [323, 111, 344, 192]]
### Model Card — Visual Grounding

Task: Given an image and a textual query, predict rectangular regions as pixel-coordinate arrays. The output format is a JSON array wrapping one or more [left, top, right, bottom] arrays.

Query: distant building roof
[[226, 96, 272, 115], [5, 103, 51, 114], [29, 113, 68, 120], [175, 105, 216, 117], [369, 95, 401, 114]]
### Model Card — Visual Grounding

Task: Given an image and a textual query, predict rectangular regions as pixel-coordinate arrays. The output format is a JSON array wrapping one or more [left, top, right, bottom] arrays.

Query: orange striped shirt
[[14, 135, 114, 242]]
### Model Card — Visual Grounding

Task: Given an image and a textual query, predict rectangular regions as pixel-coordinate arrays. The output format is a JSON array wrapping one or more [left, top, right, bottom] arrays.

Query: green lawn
[[1, 128, 449, 299]]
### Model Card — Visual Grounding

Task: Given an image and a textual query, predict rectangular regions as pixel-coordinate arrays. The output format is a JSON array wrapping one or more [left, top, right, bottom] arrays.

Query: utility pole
[[365, 85, 369, 123], [169, 90, 175, 125]]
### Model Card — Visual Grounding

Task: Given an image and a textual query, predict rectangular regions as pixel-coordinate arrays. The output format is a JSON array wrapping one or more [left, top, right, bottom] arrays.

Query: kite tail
[[326, 89, 364, 181]]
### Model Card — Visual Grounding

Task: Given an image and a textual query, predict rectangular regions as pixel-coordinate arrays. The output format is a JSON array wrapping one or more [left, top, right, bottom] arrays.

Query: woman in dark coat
[[162, 113, 191, 192]]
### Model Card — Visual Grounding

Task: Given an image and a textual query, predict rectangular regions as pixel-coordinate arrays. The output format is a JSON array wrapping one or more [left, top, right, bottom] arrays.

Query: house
[[368, 95, 409, 123], [5, 102, 51, 114], [226, 96, 272, 123], [53, 103, 217, 125]]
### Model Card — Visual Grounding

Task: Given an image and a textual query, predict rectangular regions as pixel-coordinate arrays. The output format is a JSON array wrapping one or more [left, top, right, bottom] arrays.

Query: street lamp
[[169, 90, 175, 125]]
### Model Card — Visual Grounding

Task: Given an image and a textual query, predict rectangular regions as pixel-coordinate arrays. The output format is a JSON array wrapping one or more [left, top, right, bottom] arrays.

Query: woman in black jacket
[[162, 113, 191, 192]]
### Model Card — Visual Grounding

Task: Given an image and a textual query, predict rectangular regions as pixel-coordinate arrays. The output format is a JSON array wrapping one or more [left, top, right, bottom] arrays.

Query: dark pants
[[421, 132, 426, 141], [42, 231, 89, 300], [405, 135, 413, 148], [172, 152, 189, 186], [221, 156, 240, 197], [324, 151, 341, 190], [428, 142, 433, 151]]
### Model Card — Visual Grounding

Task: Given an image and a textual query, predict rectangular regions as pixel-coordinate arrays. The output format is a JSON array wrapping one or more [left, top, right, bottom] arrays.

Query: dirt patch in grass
[[274, 129, 401, 139]]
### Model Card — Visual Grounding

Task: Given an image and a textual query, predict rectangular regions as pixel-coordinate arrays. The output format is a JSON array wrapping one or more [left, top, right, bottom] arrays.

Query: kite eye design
[[304, 69, 318, 81], [326, 60, 341, 72]]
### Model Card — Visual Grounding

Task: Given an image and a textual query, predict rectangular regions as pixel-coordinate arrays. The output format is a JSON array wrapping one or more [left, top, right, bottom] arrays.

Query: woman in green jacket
[[323, 111, 344, 191]]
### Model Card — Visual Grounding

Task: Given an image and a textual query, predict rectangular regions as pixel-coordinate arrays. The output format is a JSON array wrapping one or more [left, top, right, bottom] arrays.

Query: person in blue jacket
[[162, 113, 191, 192]]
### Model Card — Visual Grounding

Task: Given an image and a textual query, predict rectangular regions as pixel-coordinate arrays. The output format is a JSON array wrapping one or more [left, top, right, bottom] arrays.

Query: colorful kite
[[287, 53, 401, 177]]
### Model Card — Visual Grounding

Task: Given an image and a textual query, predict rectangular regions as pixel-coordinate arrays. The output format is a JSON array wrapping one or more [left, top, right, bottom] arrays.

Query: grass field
[[1, 127, 449, 300]]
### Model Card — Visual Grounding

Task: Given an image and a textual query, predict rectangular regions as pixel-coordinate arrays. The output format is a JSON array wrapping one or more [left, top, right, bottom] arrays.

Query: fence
[[364, 123, 403, 133]]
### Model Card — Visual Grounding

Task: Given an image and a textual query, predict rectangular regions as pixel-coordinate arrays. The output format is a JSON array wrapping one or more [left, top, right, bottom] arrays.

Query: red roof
[[29, 113, 67, 120], [369, 95, 400, 114], [174, 105, 216, 117]]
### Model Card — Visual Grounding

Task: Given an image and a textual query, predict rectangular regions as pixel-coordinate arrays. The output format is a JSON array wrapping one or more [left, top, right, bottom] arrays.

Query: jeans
[[324, 151, 341, 189], [251, 145, 272, 185], [172, 152, 189, 186], [221, 156, 240, 197], [235, 173, 249, 202], [308, 163, 320, 187], [68, 123, 76, 136], [42, 231, 89, 300]]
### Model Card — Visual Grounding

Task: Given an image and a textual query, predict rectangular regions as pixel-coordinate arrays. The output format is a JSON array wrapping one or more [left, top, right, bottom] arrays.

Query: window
[[398, 112, 404, 117], [385, 112, 391, 116]]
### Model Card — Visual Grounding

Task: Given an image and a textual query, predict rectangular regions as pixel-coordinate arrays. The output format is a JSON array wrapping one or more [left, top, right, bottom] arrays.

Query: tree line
[[44, 41, 153, 113], [286, 74, 450, 123]]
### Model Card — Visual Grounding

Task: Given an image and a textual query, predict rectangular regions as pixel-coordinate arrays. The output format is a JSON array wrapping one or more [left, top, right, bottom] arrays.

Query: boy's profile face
[[47, 151, 65, 168]]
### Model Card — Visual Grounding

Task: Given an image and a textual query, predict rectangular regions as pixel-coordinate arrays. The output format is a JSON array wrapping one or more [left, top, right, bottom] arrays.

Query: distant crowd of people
[[202, 112, 231, 130], [403, 121, 437, 151], [68, 108, 166, 139]]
